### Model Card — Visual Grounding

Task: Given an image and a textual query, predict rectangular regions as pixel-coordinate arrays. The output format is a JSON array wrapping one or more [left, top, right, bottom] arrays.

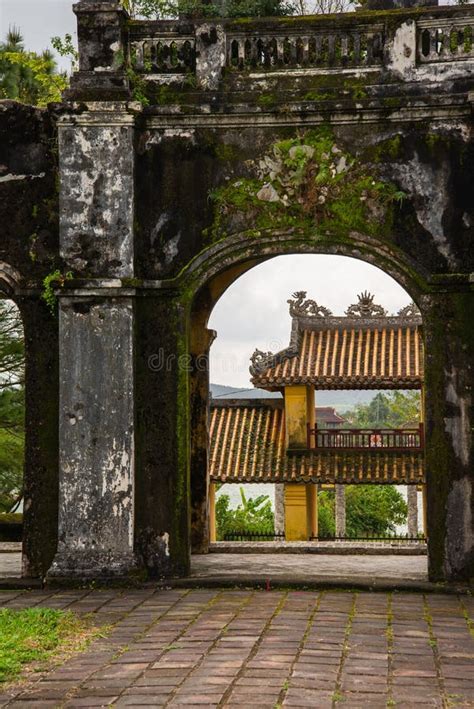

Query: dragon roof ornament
[[249, 349, 276, 377], [287, 291, 333, 318], [397, 302, 422, 319], [345, 291, 388, 318]]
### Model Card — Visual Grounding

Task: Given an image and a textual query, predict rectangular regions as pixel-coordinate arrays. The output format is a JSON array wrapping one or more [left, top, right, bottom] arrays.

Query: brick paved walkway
[[0, 589, 472, 708]]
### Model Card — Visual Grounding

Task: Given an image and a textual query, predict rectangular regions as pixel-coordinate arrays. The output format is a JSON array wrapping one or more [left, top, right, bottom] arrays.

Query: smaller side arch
[[0, 262, 23, 296], [0, 261, 59, 579]]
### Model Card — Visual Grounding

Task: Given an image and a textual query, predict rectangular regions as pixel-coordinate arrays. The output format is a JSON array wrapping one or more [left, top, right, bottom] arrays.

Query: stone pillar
[[307, 484, 319, 539], [195, 24, 226, 91], [66, 1, 131, 101], [49, 295, 137, 579], [421, 484, 428, 538], [407, 485, 418, 537], [134, 295, 191, 578], [48, 103, 140, 581], [335, 484, 346, 538], [209, 483, 216, 543], [190, 327, 215, 554], [274, 484, 285, 535], [424, 290, 474, 582]]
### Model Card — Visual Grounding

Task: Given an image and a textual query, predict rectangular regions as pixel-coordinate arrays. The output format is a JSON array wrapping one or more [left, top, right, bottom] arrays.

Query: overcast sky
[[209, 255, 412, 388]]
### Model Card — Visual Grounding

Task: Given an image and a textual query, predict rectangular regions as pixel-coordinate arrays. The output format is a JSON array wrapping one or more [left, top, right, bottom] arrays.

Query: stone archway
[[45, 0, 473, 584], [184, 232, 436, 573]]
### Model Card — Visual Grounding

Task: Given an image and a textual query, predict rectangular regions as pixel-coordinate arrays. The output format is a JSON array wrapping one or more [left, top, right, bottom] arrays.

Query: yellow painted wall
[[284, 385, 314, 449], [284, 484, 308, 540]]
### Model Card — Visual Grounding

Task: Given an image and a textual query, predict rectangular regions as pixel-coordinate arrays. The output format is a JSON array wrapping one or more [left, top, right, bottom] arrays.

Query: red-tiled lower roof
[[209, 403, 425, 484]]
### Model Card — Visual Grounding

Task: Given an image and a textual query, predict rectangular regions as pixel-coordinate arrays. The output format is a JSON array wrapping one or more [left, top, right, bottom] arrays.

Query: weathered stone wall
[[130, 105, 473, 582], [1, 2, 473, 583], [134, 122, 473, 280]]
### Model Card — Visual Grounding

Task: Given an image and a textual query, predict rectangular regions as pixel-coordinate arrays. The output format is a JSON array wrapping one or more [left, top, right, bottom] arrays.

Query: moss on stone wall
[[205, 127, 405, 242]]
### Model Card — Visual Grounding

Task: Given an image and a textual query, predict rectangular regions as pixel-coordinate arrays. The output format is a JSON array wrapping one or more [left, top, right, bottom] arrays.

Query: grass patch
[[0, 608, 102, 684]]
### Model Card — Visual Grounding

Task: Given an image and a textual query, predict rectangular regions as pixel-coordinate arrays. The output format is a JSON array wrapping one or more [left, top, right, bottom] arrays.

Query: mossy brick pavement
[[0, 588, 472, 707]]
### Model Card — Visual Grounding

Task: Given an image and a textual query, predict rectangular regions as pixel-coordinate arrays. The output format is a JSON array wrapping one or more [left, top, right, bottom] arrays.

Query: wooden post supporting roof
[[284, 484, 309, 541]]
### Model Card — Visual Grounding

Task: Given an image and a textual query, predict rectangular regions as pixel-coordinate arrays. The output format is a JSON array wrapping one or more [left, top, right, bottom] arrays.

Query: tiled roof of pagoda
[[250, 292, 423, 391], [316, 407, 347, 424], [209, 400, 425, 485]]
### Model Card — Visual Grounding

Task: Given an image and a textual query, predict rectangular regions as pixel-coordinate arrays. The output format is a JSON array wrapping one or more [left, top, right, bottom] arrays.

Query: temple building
[[209, 292, 425, 542]]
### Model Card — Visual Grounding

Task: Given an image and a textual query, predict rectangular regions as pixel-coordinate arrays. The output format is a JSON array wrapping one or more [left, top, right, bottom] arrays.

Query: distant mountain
[[312, 390, 386, 411], [210, 383, 390, 411], [210, 383, 281, 399]]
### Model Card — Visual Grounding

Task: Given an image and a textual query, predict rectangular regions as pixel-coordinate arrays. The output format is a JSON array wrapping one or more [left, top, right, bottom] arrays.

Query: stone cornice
[[143, 95, 471, 129]]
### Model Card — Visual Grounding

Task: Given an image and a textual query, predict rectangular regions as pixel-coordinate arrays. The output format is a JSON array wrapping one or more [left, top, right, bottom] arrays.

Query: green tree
[[342, 391, 420, 429], [317, 493, 335, 536], [0, 27, 67, 105], [318, 485, 407, 537], [0, 301, 24, 513], [51, 34, 78, 73], [216, 487, 274, 540], [122, 0, 294, 19], [345, 485, 407, 536]]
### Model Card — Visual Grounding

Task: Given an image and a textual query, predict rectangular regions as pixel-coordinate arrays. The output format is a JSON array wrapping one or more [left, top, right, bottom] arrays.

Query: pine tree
[[0, 27, 67, 105]]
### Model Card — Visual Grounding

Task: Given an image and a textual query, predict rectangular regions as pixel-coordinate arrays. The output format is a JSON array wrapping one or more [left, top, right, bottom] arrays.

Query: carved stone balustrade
[[417, 15, 473, 63], [130, 21, 196, 74], [125, 5, 474, 85], [226, 24, 385, 71]]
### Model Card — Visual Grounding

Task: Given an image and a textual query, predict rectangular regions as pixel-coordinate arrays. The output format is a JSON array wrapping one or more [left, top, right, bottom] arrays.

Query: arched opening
[[0, 262, 59, 581], [0, 297, 25, 561], [189, 247, 429, 584]]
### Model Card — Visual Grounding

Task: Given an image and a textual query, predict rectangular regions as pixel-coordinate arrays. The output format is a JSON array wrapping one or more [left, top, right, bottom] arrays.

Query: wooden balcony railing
[[307, 423, 424, 451]]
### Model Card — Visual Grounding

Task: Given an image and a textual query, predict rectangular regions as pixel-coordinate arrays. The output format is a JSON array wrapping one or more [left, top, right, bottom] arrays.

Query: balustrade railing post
[[386, 16, 417, 77], [66, 1, 131, 101], [195, 23, 226, 90]]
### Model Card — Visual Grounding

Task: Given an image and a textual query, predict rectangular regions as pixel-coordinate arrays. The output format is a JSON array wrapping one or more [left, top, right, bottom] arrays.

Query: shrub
[[216, 487, 274, 540]]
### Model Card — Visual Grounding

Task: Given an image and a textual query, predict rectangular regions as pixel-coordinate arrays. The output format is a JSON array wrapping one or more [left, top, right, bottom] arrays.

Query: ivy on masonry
[[207, 127, 405, 241], [42, 270, 73, 315]]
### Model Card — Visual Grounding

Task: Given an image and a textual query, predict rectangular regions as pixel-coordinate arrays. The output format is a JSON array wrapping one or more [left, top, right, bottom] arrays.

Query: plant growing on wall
[[51, 34, 79, 73], [42, 270, 73, 315], [207, 128, 405, 241]]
